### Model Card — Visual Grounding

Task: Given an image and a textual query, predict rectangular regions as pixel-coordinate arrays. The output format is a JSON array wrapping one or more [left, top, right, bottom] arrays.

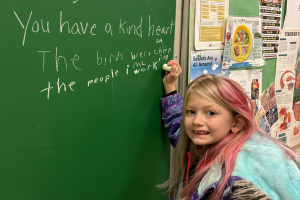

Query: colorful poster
[[273, 29, 300, 146], [189, 50, 229, 83], [260, 83, 278, 128], [229, 69, 262, 116], [260, 0, 282, 58], [256, 107, 271, 134], [222, 17, 265, 69], [194, 0, 229, 50]]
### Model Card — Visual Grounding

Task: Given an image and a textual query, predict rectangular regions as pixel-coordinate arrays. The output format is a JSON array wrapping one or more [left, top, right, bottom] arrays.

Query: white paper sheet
[[194, 0, 229, 50], [283, 0, 300, 29]]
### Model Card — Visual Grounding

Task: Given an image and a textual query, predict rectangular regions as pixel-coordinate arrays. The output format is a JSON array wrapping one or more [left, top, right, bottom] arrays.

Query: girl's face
[[184, 91, 236, 147]]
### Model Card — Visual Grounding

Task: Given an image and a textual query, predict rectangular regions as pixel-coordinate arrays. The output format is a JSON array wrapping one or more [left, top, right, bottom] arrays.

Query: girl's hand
[[163, 60, 182, 94]]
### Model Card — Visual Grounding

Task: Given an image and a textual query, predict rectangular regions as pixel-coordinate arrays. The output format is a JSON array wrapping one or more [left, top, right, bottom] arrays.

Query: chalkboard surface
[[0, 1, 175, 199]]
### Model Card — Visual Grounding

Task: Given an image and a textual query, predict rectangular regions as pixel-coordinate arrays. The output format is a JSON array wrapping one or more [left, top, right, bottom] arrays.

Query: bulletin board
[[188, 0, 300, 147], [189, 0, 286, 91]]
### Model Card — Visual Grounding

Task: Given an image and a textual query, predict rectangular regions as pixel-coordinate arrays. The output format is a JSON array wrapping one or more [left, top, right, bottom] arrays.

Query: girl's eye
[[186, 110, 195, 114], [207, 111, 216, 116]]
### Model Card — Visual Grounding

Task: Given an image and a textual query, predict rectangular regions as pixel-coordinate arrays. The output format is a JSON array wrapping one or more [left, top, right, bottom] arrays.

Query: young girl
[[160, 60, 300, 200]]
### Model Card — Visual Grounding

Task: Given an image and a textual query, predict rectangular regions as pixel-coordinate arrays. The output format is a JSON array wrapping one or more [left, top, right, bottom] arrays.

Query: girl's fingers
[[167, 60, 179, 67]]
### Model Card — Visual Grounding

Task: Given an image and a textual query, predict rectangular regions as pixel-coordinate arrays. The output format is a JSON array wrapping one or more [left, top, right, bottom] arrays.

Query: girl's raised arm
[[161, 60, 183, 148]]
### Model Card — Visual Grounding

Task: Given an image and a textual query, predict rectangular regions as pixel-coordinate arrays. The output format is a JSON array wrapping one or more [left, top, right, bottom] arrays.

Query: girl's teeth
[[194, 131, 208, 135]]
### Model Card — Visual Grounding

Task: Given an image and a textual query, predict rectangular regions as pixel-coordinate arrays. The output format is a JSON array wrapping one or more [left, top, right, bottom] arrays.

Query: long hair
[[160, 74, 300, 200]]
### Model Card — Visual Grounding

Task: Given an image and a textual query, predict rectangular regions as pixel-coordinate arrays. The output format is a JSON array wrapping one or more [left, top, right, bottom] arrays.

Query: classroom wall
[[187, 0, 300, 152]]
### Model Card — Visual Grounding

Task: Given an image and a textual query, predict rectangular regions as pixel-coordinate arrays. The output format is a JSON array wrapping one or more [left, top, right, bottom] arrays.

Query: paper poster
[[222, 17, 265, 69], [229, 69, 262, 116], [259, 0, 282, 58], [273, 29, 300, 146], [260, 83, 278, 128], [283, 0, 300, 29], [255, 107, 271, 134], [189, 50, 229, 82], [194, 0, 229, 50]]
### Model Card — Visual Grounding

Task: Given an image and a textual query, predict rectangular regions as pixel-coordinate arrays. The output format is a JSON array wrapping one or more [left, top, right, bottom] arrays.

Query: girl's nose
[[192, 114, 205, 126]]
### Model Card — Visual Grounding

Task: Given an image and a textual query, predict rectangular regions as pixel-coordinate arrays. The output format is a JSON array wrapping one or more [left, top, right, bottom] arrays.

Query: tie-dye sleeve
[[160, 93, 183, 148]]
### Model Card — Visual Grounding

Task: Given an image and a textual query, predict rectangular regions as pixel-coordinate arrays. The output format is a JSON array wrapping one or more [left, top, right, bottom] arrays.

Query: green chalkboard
[[0, 1, 175, 199]]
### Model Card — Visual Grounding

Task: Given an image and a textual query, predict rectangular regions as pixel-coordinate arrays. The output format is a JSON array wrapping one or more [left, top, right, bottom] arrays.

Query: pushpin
[[162, 64, 178, 72]]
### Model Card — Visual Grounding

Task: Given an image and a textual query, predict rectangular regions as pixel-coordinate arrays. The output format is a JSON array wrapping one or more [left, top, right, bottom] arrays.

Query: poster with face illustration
[[222, 17, 265, 69]]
